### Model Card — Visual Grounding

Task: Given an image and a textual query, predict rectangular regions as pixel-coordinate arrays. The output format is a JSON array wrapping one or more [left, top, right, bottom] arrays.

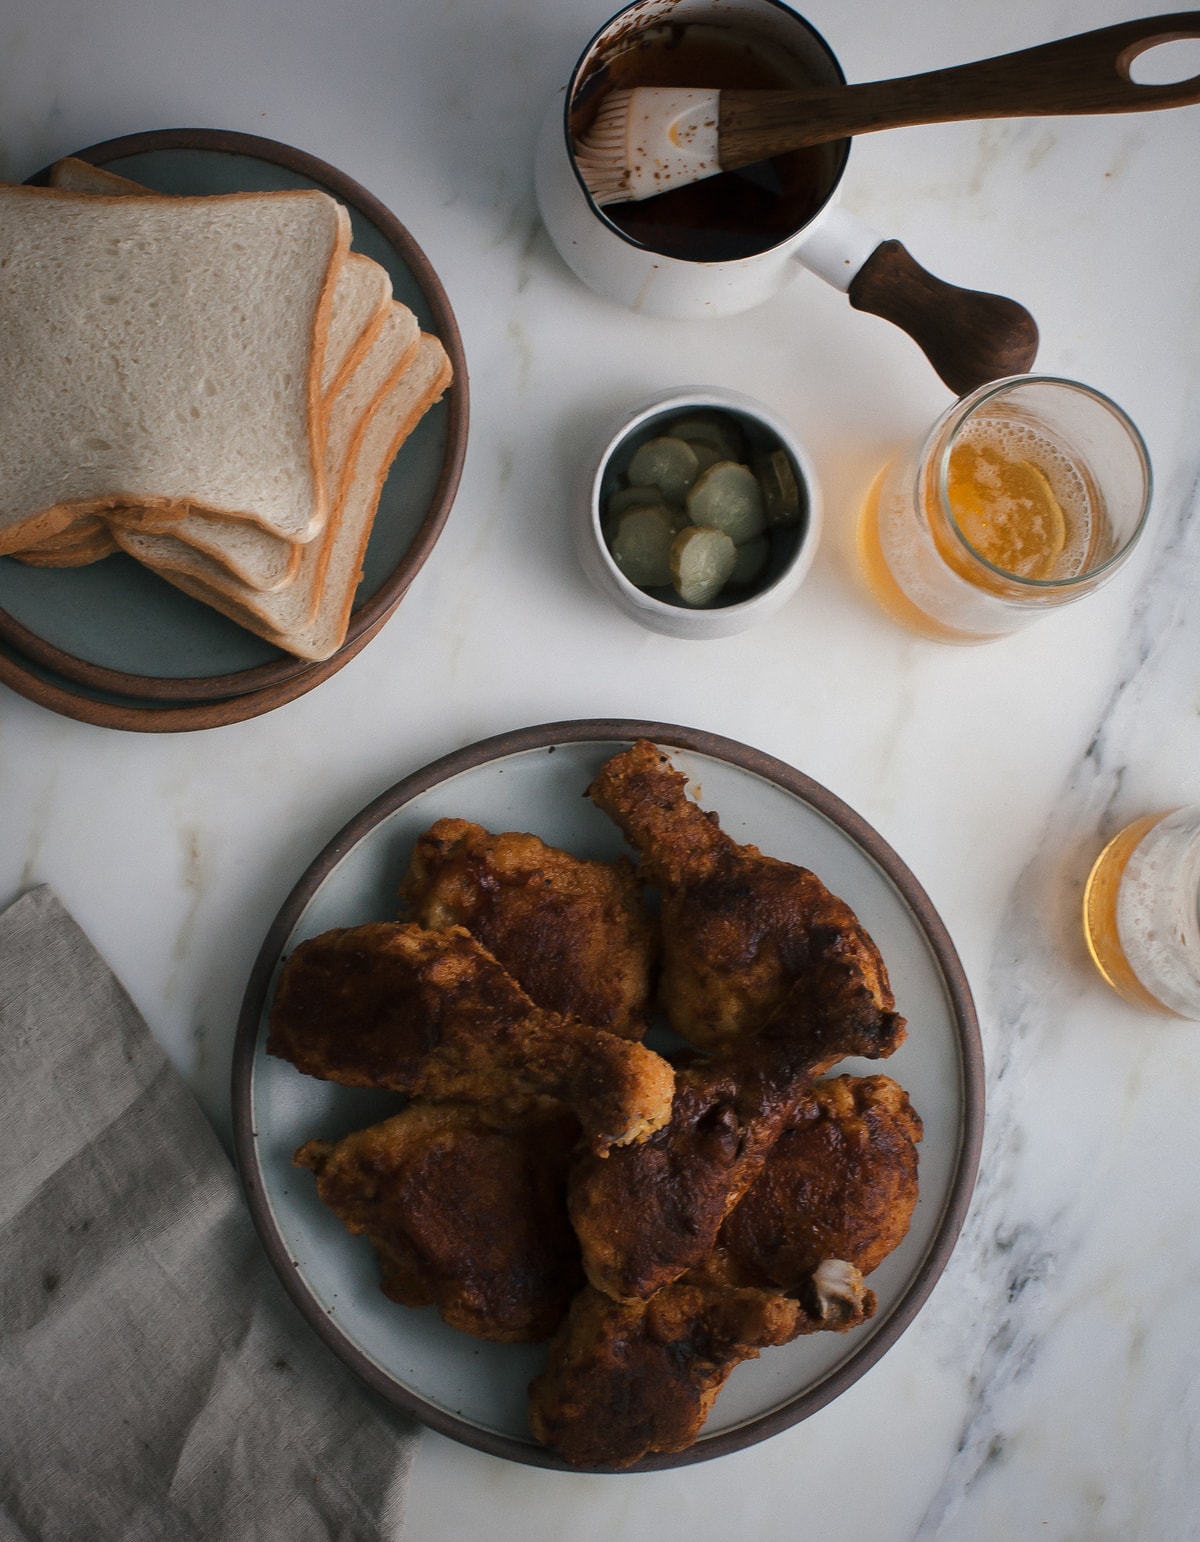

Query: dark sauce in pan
[[571, 23, 846, 263]]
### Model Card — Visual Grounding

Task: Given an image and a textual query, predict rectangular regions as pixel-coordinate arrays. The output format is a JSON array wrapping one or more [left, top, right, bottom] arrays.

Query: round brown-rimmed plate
[[232, 720, 984, 1472], [0, 127, 468, 729], [0, 604, 388, 733]]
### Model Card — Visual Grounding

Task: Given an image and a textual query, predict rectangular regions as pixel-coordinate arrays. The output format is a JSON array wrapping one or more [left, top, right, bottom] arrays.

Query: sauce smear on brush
[[572, 22, 844, 262]]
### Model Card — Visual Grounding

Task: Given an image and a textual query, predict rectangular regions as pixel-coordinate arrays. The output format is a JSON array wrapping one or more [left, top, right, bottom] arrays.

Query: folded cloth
[[0, 886, 418, 1542]]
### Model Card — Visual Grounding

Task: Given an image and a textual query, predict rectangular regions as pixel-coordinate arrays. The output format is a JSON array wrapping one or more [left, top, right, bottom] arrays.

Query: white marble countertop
[[3, 0, 1200, 1536]]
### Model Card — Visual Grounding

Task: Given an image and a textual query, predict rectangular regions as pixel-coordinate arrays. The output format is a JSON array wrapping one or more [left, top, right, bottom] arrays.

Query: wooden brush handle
[[718, 12, 1200, 168], [847, 242, 1039, 395]]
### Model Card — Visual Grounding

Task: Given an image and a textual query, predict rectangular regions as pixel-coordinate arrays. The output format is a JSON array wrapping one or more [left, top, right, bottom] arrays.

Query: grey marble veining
[[913, 465, 1200, 1540]]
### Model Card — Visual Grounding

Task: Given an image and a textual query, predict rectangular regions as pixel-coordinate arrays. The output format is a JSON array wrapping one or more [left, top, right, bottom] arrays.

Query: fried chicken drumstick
[[568, 958, 905, 1302], [527, 1266, 874, 1468], [588, 740, 896, 1052], [295, 1099, 583, 1342], [400, 818, 656, 1039], [267, 922, 674, 1156]]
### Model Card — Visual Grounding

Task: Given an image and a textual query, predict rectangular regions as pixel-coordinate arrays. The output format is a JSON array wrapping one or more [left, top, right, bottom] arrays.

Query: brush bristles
[[570, 86, 724, 207], [573, 89, 636, 205]]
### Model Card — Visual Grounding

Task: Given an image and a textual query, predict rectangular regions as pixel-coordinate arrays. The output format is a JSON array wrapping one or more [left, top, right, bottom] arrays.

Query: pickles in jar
[[603, 409, 804, 608]]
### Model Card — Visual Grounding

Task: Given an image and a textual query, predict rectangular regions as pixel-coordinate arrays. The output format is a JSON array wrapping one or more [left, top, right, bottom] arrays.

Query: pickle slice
[[606, 485, 662, 519], [686, 461, 765, 545], [608, 503, 684, 588], [729, 533, 770, 587], [665, 412, 745, 465], [688, 440, 725, 474], [603, 484, 664, 540], [670, 524, 737, 606], [626, 436, 700, 504], [754, 447, 804, 527]]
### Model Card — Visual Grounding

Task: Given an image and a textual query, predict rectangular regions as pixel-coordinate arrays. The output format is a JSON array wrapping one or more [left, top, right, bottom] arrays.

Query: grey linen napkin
[[0, 885, 418, 1542]]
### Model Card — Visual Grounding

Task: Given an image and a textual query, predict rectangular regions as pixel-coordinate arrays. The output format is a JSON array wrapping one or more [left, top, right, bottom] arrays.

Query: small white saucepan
[[535, 0, 1200, 392]]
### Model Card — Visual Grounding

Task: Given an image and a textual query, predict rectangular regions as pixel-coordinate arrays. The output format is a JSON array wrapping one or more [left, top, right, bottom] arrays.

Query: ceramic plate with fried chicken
[[234, 721, 983, 1471]]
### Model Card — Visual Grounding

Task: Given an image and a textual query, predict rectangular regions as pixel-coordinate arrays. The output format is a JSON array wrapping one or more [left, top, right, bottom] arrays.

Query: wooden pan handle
[[719, 12, 1200, 165], [847, 242, 1040, 396]]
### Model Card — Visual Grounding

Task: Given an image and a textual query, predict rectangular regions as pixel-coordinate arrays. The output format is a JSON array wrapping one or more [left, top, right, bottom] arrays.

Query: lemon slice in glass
[[947, 442, 1068, 579]]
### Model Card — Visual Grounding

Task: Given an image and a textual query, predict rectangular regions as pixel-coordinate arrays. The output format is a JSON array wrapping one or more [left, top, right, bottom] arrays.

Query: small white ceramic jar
[[577, 385, 822, 639]]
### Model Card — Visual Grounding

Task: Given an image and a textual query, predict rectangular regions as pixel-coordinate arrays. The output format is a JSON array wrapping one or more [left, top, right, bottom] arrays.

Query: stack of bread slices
[[0, 159, 452, 662]]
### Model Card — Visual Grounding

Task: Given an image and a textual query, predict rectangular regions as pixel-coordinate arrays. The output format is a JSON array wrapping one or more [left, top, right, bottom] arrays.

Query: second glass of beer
[[857, 375, 1152, 642], [1083, 807, 1200, 1020]]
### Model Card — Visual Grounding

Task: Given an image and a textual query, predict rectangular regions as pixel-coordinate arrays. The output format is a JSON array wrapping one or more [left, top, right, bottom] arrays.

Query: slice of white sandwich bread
[[115, 330, 452, 660], [13, 160, 392, 589], [0, 182, 352, 553], [19, 158, 399, 593], [3, 159, 454, 660], [46, 157, 394, 409], [117, 301, 426, 628], [109, 288, 419, 598]]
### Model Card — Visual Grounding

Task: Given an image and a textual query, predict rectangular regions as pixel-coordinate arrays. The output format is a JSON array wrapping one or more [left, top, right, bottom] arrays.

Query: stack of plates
[[0, 128, 468, 732]]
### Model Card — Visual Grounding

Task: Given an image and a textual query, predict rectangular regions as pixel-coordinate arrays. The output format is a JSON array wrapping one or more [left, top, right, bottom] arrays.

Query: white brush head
[[573, 86, 723, 206]]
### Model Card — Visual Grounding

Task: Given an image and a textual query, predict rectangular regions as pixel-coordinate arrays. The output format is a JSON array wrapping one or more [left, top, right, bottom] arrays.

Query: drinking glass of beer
[[1083, 807, 1200, 1020], [857, 375, 1151, 642]]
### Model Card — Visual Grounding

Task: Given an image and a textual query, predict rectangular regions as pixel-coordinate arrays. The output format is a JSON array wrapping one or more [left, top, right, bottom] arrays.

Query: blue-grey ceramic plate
[[232, 721, 984, 1471]]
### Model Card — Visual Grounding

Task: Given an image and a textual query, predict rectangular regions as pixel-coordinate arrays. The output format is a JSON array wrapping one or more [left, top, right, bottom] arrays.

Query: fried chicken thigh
[[295, 1100, 583, 1342], [527, 1268, 874, 1468], [588, 740, 895, 1052], [534, 1073, 917, 1467], [400, 818, 656, 1039], [568, 958, 905, 1301], [703, 1074, 923, 1289], [267, 922, 674, 1155]]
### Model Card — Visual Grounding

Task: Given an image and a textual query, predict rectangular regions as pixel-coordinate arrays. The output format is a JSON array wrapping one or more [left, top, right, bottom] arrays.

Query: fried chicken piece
[[527, 1268, 874, 1468], [295, 1100, 583, 1342], [400, 817, 656, 1039], [701, 1075, 923, 1289], [588, 740, 895, 1052], [267, 923, 674, 1156], [568, 958, 905, 1301]]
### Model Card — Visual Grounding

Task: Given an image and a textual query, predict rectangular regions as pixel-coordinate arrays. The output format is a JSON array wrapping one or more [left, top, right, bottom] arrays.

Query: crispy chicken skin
[[295, 1100, 583, 1343], [527, 1269, 874, 1468], [267, 922, 674, 1156], [568, 958, 906, 1302], [588, 740, 895, 1052], [702, 1075, 923, 1289], [400, 818, 657, 1040]]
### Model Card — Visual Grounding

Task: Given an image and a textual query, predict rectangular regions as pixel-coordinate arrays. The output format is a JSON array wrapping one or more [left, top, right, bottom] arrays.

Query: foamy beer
[[1084, 807, 1200, 1019], [857, 375, 1151, 642]]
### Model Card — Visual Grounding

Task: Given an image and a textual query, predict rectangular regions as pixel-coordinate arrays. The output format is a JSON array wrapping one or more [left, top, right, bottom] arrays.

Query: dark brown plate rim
[[0, 603, 388, 732], [230, 719, 985, 1472], [0, 126, 468, 722]]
